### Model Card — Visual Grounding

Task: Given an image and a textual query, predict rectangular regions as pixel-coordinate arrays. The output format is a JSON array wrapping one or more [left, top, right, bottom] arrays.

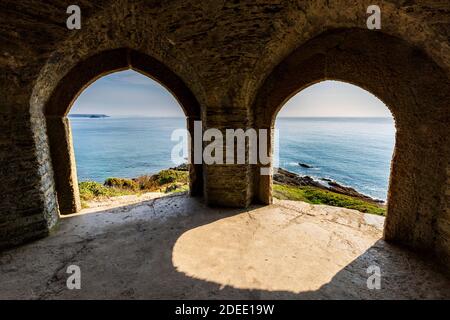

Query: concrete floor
[[0, 194, 449, 299]]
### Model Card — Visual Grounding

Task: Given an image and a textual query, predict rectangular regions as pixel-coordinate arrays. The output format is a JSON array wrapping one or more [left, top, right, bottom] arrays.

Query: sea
[[69, 116, 395, 201]]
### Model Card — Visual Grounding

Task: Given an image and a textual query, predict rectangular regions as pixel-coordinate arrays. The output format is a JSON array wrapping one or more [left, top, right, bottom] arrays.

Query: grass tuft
[[273, 184, 386, 216], [104, 178, 139, 191], [78, 169, 190, 207]]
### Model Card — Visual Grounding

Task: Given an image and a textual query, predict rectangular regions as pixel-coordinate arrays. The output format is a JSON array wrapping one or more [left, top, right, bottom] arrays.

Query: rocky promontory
[[274, 168, 384, 205]]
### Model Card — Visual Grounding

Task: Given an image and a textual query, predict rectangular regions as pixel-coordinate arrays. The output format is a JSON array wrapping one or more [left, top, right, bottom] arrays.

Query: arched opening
[[68, 69, 190, 209], [252, 29, 449, 263], [273, 80, 395, 216], [45, 49, 203, 215]]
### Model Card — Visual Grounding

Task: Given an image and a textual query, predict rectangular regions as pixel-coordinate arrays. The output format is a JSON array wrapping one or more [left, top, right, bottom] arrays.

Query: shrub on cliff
[[78, 169, 190, 207], [79, 181, 133, 201], [133, 170, 188, 191], [104, 178, 139, 191], [156, 170, 187, 185], [134, 175, 158, 190]]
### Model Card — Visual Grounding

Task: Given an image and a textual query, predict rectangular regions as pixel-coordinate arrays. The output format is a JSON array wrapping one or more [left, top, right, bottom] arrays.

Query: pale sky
[[277, 80, 391, 117], [70, 70, 184, 117], [70, 70, 392, 118]]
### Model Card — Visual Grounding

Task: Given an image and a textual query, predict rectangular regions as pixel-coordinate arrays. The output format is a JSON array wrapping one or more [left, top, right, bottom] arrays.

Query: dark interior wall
[[0, 1, 448, 266], [252, 29, 450, 266]]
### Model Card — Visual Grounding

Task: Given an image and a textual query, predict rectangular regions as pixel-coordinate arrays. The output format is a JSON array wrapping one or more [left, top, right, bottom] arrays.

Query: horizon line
[[69, 114, 393, 119]]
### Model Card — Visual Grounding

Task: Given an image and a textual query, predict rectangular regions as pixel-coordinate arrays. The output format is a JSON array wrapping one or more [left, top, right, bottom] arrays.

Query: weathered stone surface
[[0, 195, 449, 299], [252, 28, 450, 268], [46, 116, 81, 214], [0, 1, 449, 271]]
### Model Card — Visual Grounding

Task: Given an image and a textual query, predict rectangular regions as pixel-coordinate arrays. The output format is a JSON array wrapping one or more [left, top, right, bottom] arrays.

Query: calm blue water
[[70, 117, 395, 200], [275, 117, 395, 200], [70, 117, 186, 183]]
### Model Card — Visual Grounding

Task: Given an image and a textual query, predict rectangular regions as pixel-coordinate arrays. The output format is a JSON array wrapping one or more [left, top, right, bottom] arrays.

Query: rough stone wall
[[46, 117, 81, 215], [251, 28, 450, 265], [0, 51, 59, 248], [0, 0, 449, 266], [437, 139, 450, 266], [0, 112, 59, 249]]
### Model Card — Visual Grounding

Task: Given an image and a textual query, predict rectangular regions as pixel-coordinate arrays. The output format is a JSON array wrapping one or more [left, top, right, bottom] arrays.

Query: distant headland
[[69, 114, 110, 118]]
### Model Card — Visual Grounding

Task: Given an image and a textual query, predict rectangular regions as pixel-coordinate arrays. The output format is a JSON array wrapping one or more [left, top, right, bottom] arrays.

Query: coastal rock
[[274, 168, 384, 205], [327, 181, 384, 204], [274, 168, 322, 188], [299, 163, 313, 168], [170, 163, 189, 171]]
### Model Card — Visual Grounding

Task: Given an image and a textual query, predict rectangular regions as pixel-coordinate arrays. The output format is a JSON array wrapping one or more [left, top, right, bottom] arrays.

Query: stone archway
[[44, 48, 203, 215], [251, 28, 450, 265]]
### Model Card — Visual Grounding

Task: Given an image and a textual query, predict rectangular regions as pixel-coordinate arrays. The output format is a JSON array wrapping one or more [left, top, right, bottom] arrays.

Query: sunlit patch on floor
[[172, 201, 382, 293], [1, 196, 448, 299]]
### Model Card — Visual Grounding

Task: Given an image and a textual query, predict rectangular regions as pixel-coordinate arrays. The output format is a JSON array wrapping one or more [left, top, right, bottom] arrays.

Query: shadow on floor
[[0, 195, 449, 299]]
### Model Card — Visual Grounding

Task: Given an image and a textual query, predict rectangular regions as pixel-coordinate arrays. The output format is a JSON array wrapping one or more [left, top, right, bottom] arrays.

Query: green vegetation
[[79, 181, 135, 202], [273, 184, 386, 216], [79, 167, 383, 216], [155, 169, 188, 185], [104, 178, 139, 191], [79, 169, 189, 207]]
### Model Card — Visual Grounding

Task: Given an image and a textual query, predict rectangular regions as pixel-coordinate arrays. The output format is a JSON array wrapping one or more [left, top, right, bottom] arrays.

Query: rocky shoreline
[[273, 168, 385, 205], [168, 163, 385, 205], [79, 164, 385, 215]]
